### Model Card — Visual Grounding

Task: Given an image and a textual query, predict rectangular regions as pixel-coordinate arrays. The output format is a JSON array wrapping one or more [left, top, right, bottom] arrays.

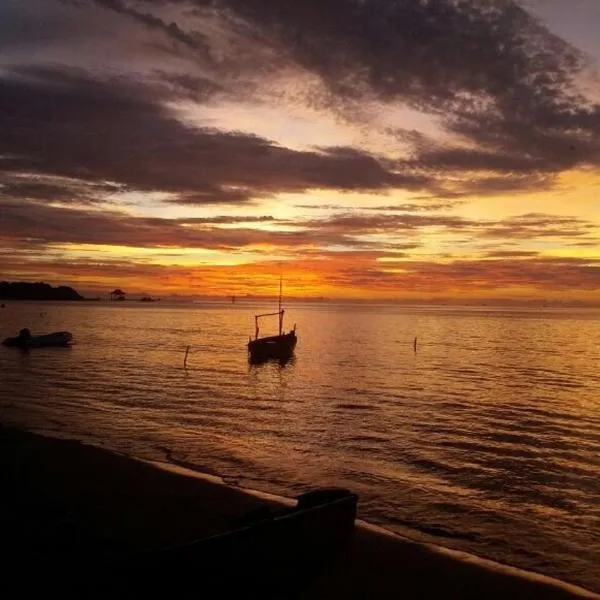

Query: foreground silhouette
[[6, 487, 357, 598], [2, 428, 595, 600], [1, 425, 356, 598]]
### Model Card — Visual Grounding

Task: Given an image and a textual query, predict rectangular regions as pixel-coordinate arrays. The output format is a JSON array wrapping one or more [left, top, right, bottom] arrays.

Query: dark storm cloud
[[52, 1, 599, 177], [1, 0, 600, 218], [0, 67, 428, 204], [176, 0, 600, 181], [170, 0, 578, 103], [0, 0, 103, 50]]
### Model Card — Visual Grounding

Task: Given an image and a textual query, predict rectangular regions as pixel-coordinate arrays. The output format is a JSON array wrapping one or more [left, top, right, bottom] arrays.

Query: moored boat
[[248, 277, 297, 363], [248, 329, 297, 363], [2, 328, 73, 348]]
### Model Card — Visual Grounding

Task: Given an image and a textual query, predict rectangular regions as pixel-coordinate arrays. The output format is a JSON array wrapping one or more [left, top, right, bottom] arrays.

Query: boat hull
[[248, 330, 297, 363], [121, 488, 358, 596], [16, 488, 357, 598], [2, 331, 73, 348]]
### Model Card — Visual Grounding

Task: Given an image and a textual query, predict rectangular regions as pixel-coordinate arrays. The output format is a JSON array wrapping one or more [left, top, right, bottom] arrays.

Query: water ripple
[[1, 301, 599, 592]]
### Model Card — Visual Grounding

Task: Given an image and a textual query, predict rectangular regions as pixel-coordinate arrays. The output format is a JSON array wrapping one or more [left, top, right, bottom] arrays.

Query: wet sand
[[1, 424, 597, 599]]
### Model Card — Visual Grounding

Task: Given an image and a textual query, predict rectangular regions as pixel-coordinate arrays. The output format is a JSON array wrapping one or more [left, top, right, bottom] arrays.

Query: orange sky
[[1, 1, 599, 302]]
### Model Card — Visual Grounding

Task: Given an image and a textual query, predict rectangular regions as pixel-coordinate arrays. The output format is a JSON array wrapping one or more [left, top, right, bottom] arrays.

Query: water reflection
[[1, 301, 600, 591], [248, 353, 296, 368]]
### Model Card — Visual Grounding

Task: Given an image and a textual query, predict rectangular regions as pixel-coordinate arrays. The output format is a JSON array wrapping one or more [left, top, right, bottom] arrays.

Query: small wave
[[344, 434, 389, 444], [387, 516, 481, 543]]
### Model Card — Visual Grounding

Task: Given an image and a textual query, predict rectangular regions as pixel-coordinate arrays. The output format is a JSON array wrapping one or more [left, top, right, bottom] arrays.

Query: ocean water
[[1, 300, 599, 592]]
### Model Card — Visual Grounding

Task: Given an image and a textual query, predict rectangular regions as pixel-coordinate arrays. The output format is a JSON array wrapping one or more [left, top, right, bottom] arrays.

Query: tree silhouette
[[110, 288, 126, 302]]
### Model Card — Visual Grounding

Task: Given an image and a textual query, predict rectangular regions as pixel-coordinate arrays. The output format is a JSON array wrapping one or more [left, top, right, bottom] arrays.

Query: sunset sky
[[1, 0, 599, 301]]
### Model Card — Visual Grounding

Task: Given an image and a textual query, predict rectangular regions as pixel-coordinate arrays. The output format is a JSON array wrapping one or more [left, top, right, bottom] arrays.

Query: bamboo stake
[[184, 345, 190, 368]]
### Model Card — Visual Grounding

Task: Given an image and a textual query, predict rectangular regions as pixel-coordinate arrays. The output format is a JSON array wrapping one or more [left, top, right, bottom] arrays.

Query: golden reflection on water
[[1, 301, 600, 590]]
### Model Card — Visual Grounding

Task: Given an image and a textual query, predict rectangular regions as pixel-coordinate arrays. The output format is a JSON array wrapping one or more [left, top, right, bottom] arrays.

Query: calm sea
[[1, 301, 599, 592]]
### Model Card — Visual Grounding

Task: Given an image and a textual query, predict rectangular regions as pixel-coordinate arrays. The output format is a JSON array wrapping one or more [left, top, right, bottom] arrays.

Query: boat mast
[[278, 275, 283, 336]]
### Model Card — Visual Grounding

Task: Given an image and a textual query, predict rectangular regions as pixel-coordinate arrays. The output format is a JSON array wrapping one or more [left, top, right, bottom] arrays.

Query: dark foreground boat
[[14, 487, 358, 599], [129, 487, 357, 597], [2, 328, 73, 348], [248, 278, 297, 363]]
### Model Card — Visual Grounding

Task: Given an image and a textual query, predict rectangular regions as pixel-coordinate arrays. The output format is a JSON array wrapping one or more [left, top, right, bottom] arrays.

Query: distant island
[[0, 281, 84, 301]]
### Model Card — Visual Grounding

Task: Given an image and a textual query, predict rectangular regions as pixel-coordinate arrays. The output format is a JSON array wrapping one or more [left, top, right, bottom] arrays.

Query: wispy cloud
[[327, 256, 600, 293]]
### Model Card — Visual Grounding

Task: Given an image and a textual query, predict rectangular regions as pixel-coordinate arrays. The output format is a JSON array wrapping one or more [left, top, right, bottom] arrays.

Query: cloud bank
[[1, 0, 599, 298]]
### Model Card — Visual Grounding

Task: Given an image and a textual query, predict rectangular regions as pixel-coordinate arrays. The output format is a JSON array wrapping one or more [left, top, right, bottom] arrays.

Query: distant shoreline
[[0, 281, 83, 301], [2, 297, 600, 310], [2, 281, 598, 308]]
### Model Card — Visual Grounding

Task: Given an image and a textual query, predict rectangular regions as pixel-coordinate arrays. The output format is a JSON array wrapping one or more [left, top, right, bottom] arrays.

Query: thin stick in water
[[184, 345, 190, 368], [413, 336, 418, 353]]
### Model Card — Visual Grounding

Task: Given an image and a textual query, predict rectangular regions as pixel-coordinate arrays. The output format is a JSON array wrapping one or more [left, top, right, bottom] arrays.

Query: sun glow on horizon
[[1, 1, 599, 303]]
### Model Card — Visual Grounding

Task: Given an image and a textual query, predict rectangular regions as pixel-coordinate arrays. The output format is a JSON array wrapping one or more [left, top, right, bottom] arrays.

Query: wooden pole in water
[[184, 345, 190, 368], [413, 336, 418, 353]]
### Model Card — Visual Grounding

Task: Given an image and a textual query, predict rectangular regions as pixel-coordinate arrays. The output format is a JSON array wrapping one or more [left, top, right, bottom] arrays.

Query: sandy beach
[[1, 424, 597, 599]]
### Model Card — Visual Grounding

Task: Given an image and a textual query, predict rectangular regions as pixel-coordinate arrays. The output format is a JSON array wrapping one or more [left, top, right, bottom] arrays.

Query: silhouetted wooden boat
[[2, 328, 73, 348], [18, 488, 358, 599], [248, 278, 297, 363], [127, 487, 358, 596]]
